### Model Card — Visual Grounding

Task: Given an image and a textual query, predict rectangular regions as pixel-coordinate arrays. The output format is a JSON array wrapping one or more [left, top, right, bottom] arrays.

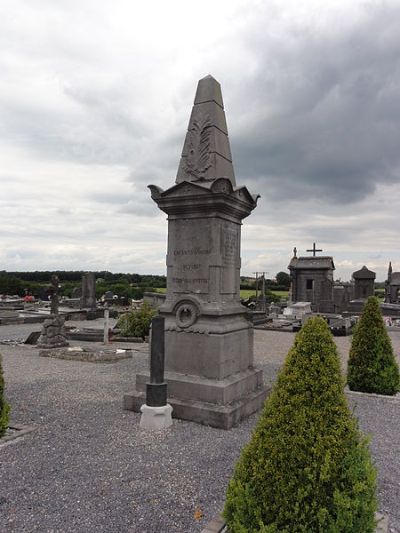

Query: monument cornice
[[149, 179, 259, 222]]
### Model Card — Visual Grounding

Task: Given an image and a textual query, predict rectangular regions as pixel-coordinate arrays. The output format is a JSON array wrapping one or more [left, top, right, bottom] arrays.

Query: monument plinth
[[124, 75, 268, 428]]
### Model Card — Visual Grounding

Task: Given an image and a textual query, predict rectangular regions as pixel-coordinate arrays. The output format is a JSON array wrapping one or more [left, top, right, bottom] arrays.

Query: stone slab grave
[[39, 345, 133, 363], [124, 75, 268, 429]]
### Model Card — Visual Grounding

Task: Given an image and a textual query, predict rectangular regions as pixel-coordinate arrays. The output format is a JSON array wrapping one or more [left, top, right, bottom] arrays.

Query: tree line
[[0, 270, 291, 299], [0, 271, 166, 299]]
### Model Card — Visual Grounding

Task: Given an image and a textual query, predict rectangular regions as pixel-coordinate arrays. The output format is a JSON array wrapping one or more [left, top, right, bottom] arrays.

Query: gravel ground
[[0, 320, 399, 532]]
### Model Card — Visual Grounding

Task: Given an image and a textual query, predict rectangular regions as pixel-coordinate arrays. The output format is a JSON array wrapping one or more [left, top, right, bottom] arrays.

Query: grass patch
[[240, 289, 289, 299], [153, 287, 289, 299]]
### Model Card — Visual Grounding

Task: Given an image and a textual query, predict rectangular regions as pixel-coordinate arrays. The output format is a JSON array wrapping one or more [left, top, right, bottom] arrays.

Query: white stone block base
[[139, 404, 173, 430]]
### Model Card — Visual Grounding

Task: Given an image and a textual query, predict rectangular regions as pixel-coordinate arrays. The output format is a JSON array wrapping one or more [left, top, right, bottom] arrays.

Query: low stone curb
[[0, 424, 37, 448], [201, 512, 388, 533], [201, 514, 226, 533], [345, 388, 400, 401]]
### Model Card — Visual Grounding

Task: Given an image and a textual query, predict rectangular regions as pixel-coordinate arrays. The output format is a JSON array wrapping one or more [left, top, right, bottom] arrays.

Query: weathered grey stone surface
[[139, 404, 173, 430], [39, 345, 132, 362], [176, 75, 235, 186], [353, 265, 376, 299], [80, 272, 96, 309], [385, 261, 400, 304], [288, 252, 335, 313], [125, 76, 267, 428], [49, 274, 60, 315], [333, 282, 354, 313], [37, 315, 69, 348]]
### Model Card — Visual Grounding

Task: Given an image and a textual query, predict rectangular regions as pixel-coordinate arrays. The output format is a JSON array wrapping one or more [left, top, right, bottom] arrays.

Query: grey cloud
[[225, 2, 400, 205], [88, 192, 132, 205], [119, 197, 160, 217]]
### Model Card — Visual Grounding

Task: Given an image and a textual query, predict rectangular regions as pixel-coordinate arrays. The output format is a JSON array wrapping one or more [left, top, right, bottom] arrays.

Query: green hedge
[[116, 303, 156, 339], [347, 296, 400, 395], [224, 317, 377, 532]]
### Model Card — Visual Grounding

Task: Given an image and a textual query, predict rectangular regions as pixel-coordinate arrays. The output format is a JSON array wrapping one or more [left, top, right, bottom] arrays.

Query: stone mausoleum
[[125, 75, 267, 429], [288, 244, 378, 314], [288, 245, 335, 313], [352, 266, 376, 299]]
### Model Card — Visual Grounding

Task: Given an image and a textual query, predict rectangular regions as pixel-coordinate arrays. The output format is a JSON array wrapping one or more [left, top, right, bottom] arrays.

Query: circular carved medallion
[[175, 302, 199, 328]]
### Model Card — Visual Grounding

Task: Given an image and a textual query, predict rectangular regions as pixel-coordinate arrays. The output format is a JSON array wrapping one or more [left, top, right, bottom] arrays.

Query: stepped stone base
[[124, 371, 268, 429]]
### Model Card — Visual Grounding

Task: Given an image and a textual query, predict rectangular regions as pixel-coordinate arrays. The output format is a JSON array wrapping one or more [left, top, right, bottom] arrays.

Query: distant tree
[[0, 273, 23, 296], [224, 317, 377, 532], [348, 296, 400, 395], [275, 271, 290, 289]]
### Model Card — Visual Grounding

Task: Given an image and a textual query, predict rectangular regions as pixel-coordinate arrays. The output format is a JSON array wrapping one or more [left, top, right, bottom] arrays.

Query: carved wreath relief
[[175, 301, 199, 329], [183, 114, 212, 180]]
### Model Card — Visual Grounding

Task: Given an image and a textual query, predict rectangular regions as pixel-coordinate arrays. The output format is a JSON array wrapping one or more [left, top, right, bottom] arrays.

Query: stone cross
[[306, 242, 323, 257], [50, 274, 60, 315]]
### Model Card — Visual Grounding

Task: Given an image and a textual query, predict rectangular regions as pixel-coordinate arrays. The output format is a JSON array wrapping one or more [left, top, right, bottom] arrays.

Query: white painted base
[[139, 404, 173, 430]]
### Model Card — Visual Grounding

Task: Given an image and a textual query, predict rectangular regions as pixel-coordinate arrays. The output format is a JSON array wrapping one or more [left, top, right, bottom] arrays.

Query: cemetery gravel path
[[0, 321, 399, 532]]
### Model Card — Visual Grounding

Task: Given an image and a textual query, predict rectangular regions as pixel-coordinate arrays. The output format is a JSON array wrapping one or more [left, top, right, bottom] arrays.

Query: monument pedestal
[[124, 75, 268, 428], [126, 384, 267, 430]]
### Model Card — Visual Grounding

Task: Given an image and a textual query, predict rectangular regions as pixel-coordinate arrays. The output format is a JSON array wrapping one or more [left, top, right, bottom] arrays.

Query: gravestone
[[71, 286, 82, 298], [50, 274, 60, 315], [352, 266, 375, 300], [37, 275, 69, 348], [124, 75, 268, 429], [80, 272, 96, 309], [103, 290, 114, 305], [37, 316, 69, 348]]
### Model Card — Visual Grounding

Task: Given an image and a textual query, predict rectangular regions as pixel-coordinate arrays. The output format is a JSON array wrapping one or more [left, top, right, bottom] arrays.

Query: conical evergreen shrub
[[347, 296, 400, 395], [0, 352, 10, 437], [224, 317, 377, 532]]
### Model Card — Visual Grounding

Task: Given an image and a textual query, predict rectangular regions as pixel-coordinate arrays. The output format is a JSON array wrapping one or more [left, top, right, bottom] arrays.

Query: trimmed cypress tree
[[0, 352, 10, 437], [347, 296, 400, 395], [224, 317, 377, 532]]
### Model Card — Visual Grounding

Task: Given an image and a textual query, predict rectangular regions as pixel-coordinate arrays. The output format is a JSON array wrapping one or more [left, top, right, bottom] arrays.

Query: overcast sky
[[1, 0, 400, 281]]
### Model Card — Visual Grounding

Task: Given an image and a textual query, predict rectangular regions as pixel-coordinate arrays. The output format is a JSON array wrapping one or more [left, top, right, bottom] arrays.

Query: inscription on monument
[[169, 220, 212, 294], [221, 225, 239, 266], [221, 224, 239, 294]]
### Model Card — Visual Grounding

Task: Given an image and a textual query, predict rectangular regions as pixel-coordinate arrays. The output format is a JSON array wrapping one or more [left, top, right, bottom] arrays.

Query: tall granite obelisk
[[124, 75, 268, 428]]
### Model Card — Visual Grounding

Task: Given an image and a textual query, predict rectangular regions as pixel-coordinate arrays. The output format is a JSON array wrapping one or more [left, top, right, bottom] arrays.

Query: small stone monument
[[352, 266, 376, 300], [80, 272, 96, 309], [140, 316, 173, 430], [50, 274, 60, 315], [38, 275, 69, 348], [124, 75, 267, 429]]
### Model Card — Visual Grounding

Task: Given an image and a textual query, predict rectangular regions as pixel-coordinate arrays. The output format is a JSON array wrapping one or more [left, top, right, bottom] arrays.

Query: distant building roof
[[288, 256, 335, 270], [352, 266, 376, 279]]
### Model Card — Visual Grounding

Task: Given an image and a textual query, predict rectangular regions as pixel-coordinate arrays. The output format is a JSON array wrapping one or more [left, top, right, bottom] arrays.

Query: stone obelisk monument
[[124, 75, 268, 428]]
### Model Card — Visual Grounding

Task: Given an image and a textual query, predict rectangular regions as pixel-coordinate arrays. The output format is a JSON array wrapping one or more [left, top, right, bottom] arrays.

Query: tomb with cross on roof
[[288, 243, 335, 313]]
